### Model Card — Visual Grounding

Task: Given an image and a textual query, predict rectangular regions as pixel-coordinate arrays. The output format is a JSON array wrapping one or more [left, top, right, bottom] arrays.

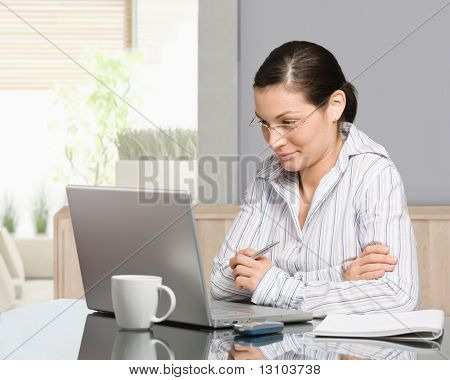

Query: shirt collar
[[256, 122, 389, 182]]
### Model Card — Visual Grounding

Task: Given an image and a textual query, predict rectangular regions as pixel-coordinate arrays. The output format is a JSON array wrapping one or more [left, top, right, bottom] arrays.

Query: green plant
[[33, 190, 49, 235], [49, 50, 144, 186], [1, 196, 18, 234], [117, 128, 197, 160]]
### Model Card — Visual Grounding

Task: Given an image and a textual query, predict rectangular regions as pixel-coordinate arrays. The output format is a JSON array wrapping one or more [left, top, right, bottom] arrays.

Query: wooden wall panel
[[428, 221, 450, 312], [412, 220, 430, 309]]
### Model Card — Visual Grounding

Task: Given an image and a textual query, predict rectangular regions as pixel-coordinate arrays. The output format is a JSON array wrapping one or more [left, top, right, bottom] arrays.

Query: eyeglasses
[[249, 113, 306, 134]]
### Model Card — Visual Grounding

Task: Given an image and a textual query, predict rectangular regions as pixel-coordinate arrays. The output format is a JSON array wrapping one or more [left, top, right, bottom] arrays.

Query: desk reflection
[[78, 313, 443, 360], [210, 333, 420, 360], [111, 330, 175, 360]]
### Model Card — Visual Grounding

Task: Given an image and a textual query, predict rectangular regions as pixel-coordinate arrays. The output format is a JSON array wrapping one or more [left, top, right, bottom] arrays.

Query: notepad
[[312, 309, 444, 341]]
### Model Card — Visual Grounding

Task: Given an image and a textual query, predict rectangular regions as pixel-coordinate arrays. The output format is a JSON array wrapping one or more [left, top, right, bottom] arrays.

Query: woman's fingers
[[344, 243, 397, 281], [344, 267, 386, 281], [232, 264, 252, 279], [361, 244, 389, 256], [235, 275, 253, 290], [357, 263, 396, 274], [358, 270, 385, 280], [344, 249, 397, 280], [359, 253, 397, 266], [233, 344, 250, 351], [230, 249, 256, 269]]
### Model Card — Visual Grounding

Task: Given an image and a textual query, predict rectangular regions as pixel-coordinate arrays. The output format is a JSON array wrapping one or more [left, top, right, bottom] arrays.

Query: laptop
[[66, 185, 313, 328]]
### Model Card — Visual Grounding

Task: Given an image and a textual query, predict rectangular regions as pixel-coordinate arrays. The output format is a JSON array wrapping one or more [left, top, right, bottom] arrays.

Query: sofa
[[0, 228, 53, 312], [0, 227, 25, 299], [0, 254, 15, 311]]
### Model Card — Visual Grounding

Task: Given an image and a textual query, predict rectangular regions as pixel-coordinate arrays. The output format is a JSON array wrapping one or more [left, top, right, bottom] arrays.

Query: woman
[[210, 41, 419, 318]]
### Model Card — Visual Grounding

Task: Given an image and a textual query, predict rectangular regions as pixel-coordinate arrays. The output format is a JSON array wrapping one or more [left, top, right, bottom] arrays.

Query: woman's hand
[[339, 353, 369, 360], [230, 248, 273, 293], [343, 244, 398, 281], [227, 344, 267, 360]]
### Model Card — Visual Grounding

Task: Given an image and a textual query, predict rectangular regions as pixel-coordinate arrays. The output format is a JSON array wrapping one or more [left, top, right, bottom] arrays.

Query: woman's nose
[[267, 128, 287, 150]]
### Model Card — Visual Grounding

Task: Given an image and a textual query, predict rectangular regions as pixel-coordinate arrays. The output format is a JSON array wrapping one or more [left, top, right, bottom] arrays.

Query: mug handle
[[151, 285, 176, 323], [151, 338, 175, 360]]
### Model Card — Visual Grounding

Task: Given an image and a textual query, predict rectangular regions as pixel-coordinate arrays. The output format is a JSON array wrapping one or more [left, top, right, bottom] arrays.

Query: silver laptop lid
[[66, 185, 213, 327]]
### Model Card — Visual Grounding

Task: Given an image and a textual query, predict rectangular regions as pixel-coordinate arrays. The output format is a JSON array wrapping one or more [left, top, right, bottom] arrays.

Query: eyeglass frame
[[249, 111, 308, 133]]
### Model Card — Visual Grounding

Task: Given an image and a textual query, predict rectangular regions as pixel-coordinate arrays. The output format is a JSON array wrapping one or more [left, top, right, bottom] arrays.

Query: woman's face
[[253, 84, 344, 173]]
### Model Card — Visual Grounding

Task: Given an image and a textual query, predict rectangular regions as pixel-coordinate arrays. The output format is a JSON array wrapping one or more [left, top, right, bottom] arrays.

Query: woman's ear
[[329, 90, 346, 122]]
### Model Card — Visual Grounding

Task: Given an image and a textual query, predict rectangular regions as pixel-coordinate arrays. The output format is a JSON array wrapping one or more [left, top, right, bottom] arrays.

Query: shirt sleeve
[[250, 164, 420, 318], [210, 175, 265, 301]]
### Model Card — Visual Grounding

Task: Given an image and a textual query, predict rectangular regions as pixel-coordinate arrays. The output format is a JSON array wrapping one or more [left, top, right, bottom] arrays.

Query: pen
[[250, 241, 280, 260]]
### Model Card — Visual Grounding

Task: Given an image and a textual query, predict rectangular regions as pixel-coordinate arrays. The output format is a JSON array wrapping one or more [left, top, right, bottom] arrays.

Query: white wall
[[0, 90, 65, 237]]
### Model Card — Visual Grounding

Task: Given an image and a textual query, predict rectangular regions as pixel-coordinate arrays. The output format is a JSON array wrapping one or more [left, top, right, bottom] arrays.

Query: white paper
[[312, 309, 444, 341]]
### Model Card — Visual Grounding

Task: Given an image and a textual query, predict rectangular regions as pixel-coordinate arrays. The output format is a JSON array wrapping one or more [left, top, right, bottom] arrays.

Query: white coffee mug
[[111, 275, 176, 330]]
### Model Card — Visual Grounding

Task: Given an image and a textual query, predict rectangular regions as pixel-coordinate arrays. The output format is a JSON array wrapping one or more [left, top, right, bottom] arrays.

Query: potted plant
[[115, 128, 198, 200], [1, 195, 18, 234], [11, 190, 53, 279], [32, 190, 49, 235], [49, 51, 144, 187]]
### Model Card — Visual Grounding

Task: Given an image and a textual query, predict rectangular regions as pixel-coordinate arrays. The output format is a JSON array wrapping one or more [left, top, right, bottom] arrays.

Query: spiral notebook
[[312, 309, 444, 341]]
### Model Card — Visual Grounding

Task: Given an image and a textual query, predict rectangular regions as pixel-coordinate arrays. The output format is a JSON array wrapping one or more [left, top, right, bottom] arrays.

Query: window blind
[[0, 0, 132, 89]]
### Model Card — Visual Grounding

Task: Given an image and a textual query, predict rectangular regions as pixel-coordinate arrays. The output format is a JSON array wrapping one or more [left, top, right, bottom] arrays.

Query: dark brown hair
[[253, 41, 358, 124]]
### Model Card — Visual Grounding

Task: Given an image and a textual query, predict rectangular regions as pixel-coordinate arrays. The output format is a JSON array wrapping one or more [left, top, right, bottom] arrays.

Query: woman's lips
[[279, 151, 297, 160]]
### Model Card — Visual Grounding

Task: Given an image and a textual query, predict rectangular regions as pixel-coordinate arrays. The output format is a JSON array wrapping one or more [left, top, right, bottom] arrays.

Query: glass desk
[[0, 299, 448, 360]]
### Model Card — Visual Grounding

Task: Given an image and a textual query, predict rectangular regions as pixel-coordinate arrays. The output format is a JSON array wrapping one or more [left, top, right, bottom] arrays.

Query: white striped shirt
[[211, 122, 420, 318]]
